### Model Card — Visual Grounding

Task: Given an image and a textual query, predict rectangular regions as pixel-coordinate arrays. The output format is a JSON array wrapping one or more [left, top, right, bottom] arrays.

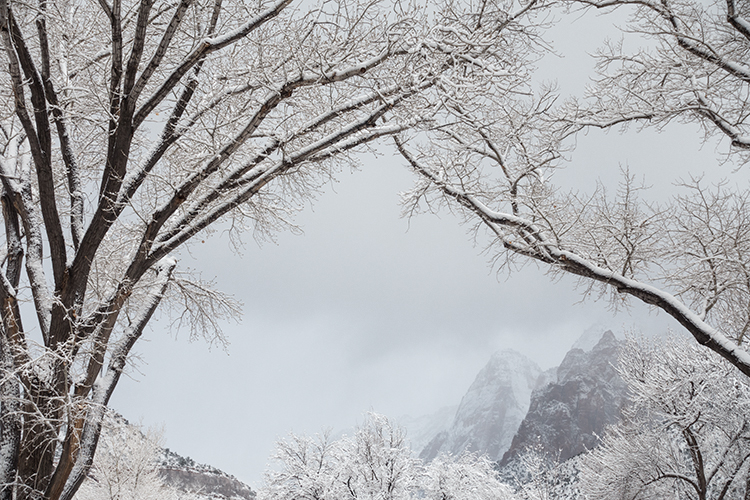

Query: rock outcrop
[[500, 330, 626, 466]]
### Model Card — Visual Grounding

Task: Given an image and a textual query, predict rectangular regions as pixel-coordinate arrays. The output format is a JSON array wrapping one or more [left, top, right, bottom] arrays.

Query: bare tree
[[338, 413, 419, 500], [0, 0, 542, 497], [396, 0, 750, 379]]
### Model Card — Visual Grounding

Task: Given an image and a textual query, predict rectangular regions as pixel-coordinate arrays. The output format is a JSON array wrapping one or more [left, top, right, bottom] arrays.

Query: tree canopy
[[0, 0, 544, 496]]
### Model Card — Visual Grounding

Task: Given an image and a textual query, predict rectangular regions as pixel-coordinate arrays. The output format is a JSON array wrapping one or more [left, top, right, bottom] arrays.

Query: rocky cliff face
[[159, 448, 256, 500], [420, 350, 541, 462], [158, 464, 255, 500], [499, 330, 627, 466]]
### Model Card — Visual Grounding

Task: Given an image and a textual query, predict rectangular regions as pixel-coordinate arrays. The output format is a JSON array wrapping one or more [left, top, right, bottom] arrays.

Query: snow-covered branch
[[0, 0, 525, 497], [402, 133, 750, 376]]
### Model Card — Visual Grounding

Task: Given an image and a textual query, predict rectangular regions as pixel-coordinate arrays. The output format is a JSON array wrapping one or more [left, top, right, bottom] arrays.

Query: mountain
[[500, 330, 627, 467], [159, 448, 256, 500], [420, 349, 542, 462], [83, 411, 255, 500]]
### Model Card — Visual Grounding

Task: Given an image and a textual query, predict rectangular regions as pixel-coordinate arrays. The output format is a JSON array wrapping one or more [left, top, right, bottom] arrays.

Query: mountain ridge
[[415, 329, 627, 469], [419, 349, 542, 462]]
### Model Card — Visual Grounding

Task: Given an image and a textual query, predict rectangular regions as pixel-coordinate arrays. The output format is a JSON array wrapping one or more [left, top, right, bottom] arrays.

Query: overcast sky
[[109, 5, 745, 488]]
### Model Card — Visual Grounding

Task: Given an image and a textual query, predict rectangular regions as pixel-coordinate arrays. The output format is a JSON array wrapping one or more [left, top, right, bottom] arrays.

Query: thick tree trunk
[[17, 385, 60, 500], [0, 337, 19, 500]]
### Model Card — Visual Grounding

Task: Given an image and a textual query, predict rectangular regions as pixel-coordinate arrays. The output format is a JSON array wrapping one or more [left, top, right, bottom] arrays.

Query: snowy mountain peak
[[419, 349, 541, 462], [571, 324, 621, 352], [594, 330, 617, 350], [80, 411, 255, 500]]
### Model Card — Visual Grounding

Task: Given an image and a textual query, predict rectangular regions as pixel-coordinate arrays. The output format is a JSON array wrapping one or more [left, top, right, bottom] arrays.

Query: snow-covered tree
[[0, 0, 550, 497], [259, 431, 343, 500], [423, 452, 516, 500], [397, 0, 750, 379], [338, 413, 420, 500], [261, 414, 421, 500], [259, 413, 516, 500], [568, 0, 750, 157], [76, 420, 189, 500], [509, 443, 576, 500], [580, 337, 750, 500]]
